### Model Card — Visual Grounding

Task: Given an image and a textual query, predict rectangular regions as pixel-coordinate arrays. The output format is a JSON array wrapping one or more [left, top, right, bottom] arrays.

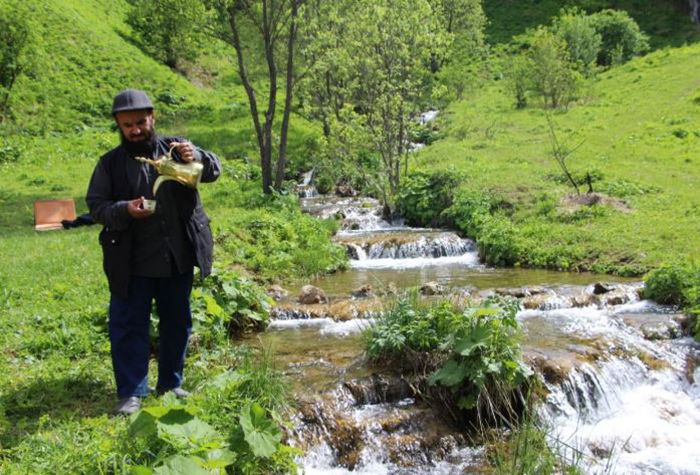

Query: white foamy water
[[268, 317, 374, 336], [350, 253, 481, 270], [268, 317, 335, 330], [544, 357, 700, 475], [319, 318, 375, 336]]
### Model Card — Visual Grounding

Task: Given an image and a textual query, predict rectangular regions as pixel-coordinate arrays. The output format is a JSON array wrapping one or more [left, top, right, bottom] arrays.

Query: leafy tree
[[207, 0, 303, 194], [551, 8, 602, 76], [0, 2, 32, 123], [299, 0, 446, 208], [589, 9, 649, 66], [430, 0, 488, 101], [126, 0, 208, 72], [523, 28, 580, 109]]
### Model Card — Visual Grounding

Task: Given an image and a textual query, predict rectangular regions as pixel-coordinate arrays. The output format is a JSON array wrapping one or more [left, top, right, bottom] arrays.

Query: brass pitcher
[[135, 144, 203, 196]]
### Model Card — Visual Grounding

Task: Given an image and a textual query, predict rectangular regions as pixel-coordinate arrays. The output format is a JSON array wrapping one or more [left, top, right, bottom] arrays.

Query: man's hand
[[171, 141, 196, 163], [127, 197, 156, 218]]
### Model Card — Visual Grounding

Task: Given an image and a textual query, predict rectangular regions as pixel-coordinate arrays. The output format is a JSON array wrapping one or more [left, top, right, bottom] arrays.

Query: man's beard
[[120, 128, 158, 156]]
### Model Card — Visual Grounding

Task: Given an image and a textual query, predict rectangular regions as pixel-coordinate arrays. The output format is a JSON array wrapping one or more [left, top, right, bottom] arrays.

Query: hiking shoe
[[156, 387, 191, 398], [113, 396, 141, 416]]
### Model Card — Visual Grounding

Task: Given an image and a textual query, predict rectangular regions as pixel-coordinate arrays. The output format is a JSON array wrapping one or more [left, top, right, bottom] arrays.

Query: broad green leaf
[[153, 455, 210, 475], [454, 325, 492, 356], [208, 370, 250, 390], [202, 448, 236, 469], [204, 294, 224, 317], [239, 404, 282, 458], [129, 410, 158, 438], [428, 359, 468, 387], [157, 417, 218, 448], [159, 407, 196, 424], [130, 465, 154, 475]]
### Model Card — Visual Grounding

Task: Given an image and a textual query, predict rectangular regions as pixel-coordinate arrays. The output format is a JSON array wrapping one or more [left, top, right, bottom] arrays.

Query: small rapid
[[264, 181, 700, 474]]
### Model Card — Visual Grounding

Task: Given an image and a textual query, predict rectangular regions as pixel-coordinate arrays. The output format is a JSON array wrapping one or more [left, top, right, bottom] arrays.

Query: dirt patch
[[559, 192, 632, 214]]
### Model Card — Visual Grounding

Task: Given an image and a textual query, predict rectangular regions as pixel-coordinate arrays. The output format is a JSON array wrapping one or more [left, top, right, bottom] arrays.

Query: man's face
[[115, 109, 155, 143]]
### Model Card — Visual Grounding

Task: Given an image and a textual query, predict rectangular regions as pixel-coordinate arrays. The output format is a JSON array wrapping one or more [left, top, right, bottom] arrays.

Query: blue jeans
[[108, 271, 193, 398]]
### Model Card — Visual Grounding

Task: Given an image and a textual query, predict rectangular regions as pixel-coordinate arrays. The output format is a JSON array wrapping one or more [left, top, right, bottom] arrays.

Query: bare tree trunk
[[691, 0, 700, 27], [227, 4, 270, 193], [261, 1, 277, 194], [276, 0, 299, 190]]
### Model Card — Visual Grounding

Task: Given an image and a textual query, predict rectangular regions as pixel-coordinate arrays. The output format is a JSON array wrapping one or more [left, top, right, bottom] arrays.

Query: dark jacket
[[87, 135, 221, 299]]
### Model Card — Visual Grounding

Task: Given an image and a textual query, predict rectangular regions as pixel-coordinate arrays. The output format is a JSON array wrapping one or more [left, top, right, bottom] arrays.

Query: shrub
[[589, 9, 649, 66], [525, 28, 582, 109], [444, 188, 496, 238], [366, 296, 532, 423], [214, 195, 348, 281], [644, 263, 700, 340], [551, 8, 602, 76], [125, 0, 208, 71], [643, 263, 697, 305], [395, 169, 466, 227], [477, 214, 521, 266], [190, 266, 273, 345]]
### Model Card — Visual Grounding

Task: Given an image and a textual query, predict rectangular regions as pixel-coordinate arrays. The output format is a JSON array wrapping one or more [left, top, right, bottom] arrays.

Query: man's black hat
[[112, 89, 154, 115]]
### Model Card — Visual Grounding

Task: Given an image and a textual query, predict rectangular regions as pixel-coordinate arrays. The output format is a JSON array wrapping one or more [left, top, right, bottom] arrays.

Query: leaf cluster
[[128, 392, 291, 474], [190, 266, 273, 345], [366, 296, 532, 417]]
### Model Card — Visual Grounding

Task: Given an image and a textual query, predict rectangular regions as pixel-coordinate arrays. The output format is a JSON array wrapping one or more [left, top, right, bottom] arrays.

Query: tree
[[207, 0, 303, 194], [347, 0, 442, 204], [551, 8, 602, 76], [428, 0, 487, 101], [524, 28, 580, 109], [126, 0, 208, 72], [0, 2, 31, 123], [589, 9, 649, 66]]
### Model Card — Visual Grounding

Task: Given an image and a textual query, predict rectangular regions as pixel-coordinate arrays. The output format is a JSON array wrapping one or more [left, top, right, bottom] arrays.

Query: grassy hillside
[[414, 42, 700, 274], [484, 0, 699, 48]]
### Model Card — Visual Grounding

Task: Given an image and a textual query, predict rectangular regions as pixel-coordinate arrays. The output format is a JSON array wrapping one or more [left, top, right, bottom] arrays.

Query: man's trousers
[[108, 271, 193, 399]]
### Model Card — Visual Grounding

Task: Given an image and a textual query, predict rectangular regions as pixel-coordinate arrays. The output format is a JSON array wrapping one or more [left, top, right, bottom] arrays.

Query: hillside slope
[[484, 0, 699, 48], [5, 0, 229, 134], [415, 42, 700, 274]]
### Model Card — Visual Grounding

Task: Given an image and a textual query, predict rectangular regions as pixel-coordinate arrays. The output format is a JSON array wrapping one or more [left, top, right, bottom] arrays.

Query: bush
[[589, 9, 649, 66], [366, 295, 532, 423], [395, 169, 466, 227], [525, 27, 582, 109], [477, 214, 521, 266], [644, 263, 700, 340], [214, 194, 348, 281], [190, 266, 273, 345], [551, 8, 602, 75], [125, 0, 208, 71], [444, 188, 496, 238]]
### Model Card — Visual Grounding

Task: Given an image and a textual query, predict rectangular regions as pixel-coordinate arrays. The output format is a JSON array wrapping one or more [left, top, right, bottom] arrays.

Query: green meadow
[[1, 0, 699, 473]]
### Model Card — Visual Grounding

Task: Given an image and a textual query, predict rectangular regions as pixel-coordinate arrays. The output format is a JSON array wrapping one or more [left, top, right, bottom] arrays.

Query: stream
[[251, 192, 700, 474]]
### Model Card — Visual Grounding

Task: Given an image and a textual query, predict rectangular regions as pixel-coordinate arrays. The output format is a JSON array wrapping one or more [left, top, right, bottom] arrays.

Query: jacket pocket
[[99, 228, 131, 299], [187, 212, 214, 277]]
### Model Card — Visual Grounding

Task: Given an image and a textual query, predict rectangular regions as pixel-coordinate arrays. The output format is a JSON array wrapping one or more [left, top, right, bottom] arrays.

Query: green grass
[[414, 42, 700, 274]]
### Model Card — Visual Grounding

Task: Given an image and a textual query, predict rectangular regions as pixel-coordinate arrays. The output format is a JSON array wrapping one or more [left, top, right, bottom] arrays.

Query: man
[[87, 89, 221, 415]]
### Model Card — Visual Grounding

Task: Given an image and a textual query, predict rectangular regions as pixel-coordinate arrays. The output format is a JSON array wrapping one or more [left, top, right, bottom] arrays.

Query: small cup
[[142, 199, 157, 211]]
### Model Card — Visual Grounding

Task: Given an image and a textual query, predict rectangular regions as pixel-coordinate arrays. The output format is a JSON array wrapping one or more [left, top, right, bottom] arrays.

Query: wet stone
[[299, 285, 328, 304], [592, 282, 614, 295], [641, 321, 679, 340], [420, 281, 445, 296], [351, 284, 374, 299], [267, 284, 288, 301]]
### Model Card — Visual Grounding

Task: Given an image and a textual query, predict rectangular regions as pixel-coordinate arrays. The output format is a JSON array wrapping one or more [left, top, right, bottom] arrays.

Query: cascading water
[[262, 180, 700, 474]]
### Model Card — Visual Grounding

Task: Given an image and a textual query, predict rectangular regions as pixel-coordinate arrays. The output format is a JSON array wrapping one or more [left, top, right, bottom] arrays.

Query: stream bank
[[247, 193, 700, 474]]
